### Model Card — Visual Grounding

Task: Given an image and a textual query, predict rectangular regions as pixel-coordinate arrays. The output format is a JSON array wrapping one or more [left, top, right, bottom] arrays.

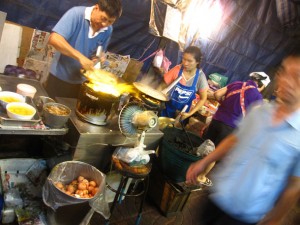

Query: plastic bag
[[193, 139, 215, 157], [153, 49, 164, 68], [15, 208, 47, 225], [209, 73, 228, 88], [26, 159, 47, 186], [161, 54, 172, 73], [42, 161, 110, 219], [112, 147, 152, 165], [153, 49, 172, 73], [4, 188, 23, 208]]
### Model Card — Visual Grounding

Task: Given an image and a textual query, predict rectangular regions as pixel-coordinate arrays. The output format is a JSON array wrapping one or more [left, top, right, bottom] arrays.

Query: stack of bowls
[[16, 83, 37, 98]]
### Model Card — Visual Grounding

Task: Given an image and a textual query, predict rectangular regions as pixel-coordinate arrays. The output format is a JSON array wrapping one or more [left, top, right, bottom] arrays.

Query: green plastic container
[[158, 127, 204, 183]]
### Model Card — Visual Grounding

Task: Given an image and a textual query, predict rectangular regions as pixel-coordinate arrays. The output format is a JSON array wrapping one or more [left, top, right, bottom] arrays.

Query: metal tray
[[0, 96, 41, 127]]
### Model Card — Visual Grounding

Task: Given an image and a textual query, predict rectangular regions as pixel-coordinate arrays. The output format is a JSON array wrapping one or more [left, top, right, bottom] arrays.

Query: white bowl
[[17, 83, 37, 98], [0, 91, 26, 108], [6, 102, 36, 120]]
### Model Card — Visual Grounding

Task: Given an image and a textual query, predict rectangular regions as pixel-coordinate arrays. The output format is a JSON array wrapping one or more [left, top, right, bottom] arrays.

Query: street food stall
[[53, 68, 167, 171], [0, 72, 165, 166], [58, 97, 164, 171], [0, 71, 167, 224]]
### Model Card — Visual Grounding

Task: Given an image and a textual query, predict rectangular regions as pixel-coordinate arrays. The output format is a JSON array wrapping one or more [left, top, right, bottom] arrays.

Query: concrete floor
[[44, 188, 300, 225]]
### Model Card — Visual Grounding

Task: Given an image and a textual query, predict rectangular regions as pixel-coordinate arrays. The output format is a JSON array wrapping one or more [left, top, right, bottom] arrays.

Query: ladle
[[94, 46, 102, 69], [177, 105, 194, 151], [180, 119, 194, 152]]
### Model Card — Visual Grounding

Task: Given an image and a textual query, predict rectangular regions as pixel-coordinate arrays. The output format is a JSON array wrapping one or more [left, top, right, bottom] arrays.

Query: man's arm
[[48, 32, 95, 70], [258, 176, 300, 225], [186, 133, 238, 184]]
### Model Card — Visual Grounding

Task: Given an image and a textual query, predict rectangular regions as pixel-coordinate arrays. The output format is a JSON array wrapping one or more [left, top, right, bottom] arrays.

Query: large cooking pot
[[76, 81, 120, 125]]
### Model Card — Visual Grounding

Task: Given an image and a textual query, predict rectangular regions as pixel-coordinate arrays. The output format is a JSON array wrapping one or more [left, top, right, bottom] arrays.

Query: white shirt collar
[[85, 6, 108, 38]]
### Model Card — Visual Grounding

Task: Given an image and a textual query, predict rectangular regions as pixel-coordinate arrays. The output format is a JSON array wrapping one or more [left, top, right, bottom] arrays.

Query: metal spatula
[[177, 105, 194, 151]]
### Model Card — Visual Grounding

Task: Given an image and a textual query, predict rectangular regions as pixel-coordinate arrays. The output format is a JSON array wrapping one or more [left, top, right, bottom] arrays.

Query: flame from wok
[[82, 69, 138, 97], [82, 69, 118, 85]]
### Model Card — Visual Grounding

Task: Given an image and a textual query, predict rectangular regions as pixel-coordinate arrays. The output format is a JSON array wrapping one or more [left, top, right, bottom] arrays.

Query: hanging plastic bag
[[152, 49, 172, 73], [153, 49, 164, 68], [161, 52, 172, 73]]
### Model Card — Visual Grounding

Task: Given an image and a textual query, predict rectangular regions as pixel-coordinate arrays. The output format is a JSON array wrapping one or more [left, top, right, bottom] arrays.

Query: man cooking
[[44, 0, 122, 99]]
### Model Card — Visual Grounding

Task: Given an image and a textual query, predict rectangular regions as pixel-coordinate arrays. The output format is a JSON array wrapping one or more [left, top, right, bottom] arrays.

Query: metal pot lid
[[133, 82, 169, 101]]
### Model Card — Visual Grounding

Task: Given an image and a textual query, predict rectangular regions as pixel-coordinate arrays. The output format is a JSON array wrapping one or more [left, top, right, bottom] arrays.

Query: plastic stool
[[105, 159, 151, 225]]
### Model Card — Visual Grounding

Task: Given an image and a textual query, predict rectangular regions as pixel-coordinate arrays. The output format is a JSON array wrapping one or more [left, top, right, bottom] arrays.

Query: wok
[[133, 82, 169, 102]]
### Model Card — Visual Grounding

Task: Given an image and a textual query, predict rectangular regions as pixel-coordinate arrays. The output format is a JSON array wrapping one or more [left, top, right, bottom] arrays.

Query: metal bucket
[[76, 81, 120, 125]]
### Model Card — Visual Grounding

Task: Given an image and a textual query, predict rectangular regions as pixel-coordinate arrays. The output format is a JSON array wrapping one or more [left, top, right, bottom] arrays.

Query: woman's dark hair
[[184, 46, 203, 69], [97, 0, 122, 19]]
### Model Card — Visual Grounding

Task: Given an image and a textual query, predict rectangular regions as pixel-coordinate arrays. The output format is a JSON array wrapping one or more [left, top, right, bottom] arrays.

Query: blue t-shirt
[[211, 102, 300, 223], [50, 6, 113, 84]]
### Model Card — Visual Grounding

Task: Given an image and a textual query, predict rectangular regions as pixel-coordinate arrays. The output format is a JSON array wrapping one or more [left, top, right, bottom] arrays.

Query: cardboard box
[[122, 59, 143, 83]]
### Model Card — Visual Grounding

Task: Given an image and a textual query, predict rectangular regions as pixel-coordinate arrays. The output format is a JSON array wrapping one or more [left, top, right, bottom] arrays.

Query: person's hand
[[79, 56, 95, 71], [92, 52, 106, 64], [181, 112, 192, 121], [186, 160, 206, 185], [99, 52, 107, 64], [91, 57, 99, 64]]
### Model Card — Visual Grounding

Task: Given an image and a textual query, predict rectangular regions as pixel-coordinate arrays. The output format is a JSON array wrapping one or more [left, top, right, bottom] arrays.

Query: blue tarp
[[0, 0, 299, 85]]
